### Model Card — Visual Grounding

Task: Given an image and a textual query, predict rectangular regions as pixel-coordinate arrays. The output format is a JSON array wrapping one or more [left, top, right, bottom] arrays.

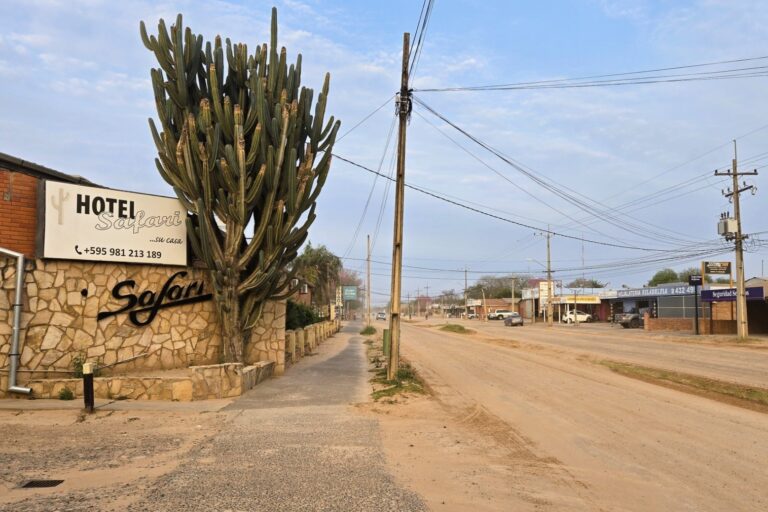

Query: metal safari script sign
[[98, 271, 212, 326]]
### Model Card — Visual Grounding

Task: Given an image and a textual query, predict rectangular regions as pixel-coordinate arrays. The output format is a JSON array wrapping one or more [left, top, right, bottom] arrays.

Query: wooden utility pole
[[407, 292, 411, 319], [366, 234, 371, 327], [511, 278, 516, 313], [387, 32, 410, 381], [716, 141, 758, 340], [416, 288, 420, 316], [464, 267, 468, 318], [546, 226, 553, 327]]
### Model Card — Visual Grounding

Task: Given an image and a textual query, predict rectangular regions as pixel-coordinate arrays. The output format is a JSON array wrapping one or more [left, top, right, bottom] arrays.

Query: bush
[[286, 300, 318, 330], [360, 325, 376, 335], [58, 387, 75, 400]]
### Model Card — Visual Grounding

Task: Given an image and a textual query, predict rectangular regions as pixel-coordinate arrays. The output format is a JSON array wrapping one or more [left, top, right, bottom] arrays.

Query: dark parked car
[[503, 312, 524, 327]]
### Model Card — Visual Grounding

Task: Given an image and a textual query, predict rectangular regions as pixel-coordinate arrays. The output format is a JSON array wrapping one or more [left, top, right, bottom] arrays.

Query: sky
[[2, 0, 768, 306]]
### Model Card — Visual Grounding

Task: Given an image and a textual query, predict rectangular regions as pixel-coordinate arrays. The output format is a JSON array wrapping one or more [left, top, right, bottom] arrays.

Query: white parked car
[[562, 310, 593, 323]]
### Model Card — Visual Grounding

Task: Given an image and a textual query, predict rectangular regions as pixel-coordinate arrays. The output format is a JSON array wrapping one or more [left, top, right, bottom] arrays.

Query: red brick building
[[0, 152, 96, 256]]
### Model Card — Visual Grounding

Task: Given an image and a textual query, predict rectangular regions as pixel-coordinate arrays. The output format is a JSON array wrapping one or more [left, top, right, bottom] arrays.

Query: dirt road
[[429, 319, 768, 388], [394, 322, 768, 511]]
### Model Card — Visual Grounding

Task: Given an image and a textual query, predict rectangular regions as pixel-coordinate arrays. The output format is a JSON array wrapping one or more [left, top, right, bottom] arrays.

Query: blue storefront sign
[[617, 284, 695, 299], [700, 287, 765, 302]]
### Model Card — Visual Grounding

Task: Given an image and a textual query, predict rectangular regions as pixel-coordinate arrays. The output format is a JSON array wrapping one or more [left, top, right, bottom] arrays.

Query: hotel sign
[[42, 181, 187, 266]]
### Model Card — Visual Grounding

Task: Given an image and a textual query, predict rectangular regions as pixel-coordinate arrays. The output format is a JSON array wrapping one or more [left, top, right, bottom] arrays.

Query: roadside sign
[[688, 275, 703, 286], [342, 286, 358, 301], [704, 261, 731, 274]]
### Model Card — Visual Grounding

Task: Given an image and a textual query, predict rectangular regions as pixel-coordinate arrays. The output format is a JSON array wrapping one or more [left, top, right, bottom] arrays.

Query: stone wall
[[1, 257, 285, 397], [24, 361, 275, 401], [283, 319, 340, 366], [245, 300, 286, 375]]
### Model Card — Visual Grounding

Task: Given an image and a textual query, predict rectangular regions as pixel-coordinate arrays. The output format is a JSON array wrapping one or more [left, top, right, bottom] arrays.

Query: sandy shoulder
[[0, 407, 227, 511]]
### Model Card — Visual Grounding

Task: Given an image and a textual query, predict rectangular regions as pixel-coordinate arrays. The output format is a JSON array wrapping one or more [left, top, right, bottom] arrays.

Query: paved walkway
[[131, 322, 425, 512]]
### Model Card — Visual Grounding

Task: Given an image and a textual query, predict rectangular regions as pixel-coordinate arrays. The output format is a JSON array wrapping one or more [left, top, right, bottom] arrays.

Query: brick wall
[[699, 319, 736, 335], [645, 317, 694, 332], [0, 169, 38, 256], [646, 316, 737, 334]]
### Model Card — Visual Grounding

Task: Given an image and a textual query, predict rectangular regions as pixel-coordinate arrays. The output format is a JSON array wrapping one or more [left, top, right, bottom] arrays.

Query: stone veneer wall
[[245, 300, 286, 375], [1, 257, 285, 397]]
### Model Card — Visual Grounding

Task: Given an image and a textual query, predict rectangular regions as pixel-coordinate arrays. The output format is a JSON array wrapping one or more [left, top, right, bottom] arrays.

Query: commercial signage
[[43, 181, 187, 266], [688, 275, 703, 286], [342, 286, 358, 301], [97, 271, 212, 326], [616, 284, 695, 299], [552, 295, 601, 305], [538, 281, 560, 301], [704, 261, 731, 275], [335, 287, 343, 307], [700, 287, 765, 302]]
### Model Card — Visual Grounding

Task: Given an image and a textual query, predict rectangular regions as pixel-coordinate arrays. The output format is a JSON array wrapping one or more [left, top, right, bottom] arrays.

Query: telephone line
[[332, 153, 680, 251]]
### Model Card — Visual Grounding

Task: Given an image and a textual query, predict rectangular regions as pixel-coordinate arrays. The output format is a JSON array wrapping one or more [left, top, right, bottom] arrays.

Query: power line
[[336, 95, 395, 142], [408, 0, 435, 82], [331, 152, 704, 252], [413, 55, 768, 92], [370, 133, 399, 252], [413, 97, 706, 246], [412, 109, 645, 245], [341, 115, 398, 258]]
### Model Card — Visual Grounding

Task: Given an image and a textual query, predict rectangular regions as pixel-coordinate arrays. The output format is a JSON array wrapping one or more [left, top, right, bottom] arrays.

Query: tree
[[566, 278, 606, 288], [292, 243, 341, 306], [466, 275, 527, 299], [339, 268, 362, 287], [648, 268, 679, 287], [438, 289, 460, 305], [141, 9, 340, 362]]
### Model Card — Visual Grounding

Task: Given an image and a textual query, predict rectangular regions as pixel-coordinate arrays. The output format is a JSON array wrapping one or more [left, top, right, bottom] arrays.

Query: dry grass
[[439, 324, 475, 335], [600, 360, 768, 412]]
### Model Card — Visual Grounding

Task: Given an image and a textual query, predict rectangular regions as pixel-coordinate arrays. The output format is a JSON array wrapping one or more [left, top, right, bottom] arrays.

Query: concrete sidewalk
[[129, 322, 425, 511]]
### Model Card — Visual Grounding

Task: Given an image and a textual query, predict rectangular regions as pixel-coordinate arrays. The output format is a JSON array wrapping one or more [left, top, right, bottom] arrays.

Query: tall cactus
[[140, 8, 340, 362]]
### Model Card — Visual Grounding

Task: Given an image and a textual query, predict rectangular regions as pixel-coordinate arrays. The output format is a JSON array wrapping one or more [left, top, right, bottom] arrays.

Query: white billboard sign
[[43, 181, 187, 266]]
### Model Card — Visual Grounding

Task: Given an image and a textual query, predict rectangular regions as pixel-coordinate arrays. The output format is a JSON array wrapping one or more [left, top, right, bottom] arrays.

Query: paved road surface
[[401, 322, 768, 511], [441, 319, 768, 388], [132, 323, 425, 512]]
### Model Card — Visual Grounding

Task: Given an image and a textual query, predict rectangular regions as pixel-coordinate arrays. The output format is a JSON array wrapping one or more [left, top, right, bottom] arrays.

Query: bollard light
[[82, 362, 95, 413]]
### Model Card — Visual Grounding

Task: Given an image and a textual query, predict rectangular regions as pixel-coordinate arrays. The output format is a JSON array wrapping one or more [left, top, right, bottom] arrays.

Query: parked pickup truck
[[487, 309, 513, 320], [618, 307, 650, 329]]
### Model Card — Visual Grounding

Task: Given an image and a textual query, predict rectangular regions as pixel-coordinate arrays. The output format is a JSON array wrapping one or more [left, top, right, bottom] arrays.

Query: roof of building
[[0, 152, 98, 186]]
